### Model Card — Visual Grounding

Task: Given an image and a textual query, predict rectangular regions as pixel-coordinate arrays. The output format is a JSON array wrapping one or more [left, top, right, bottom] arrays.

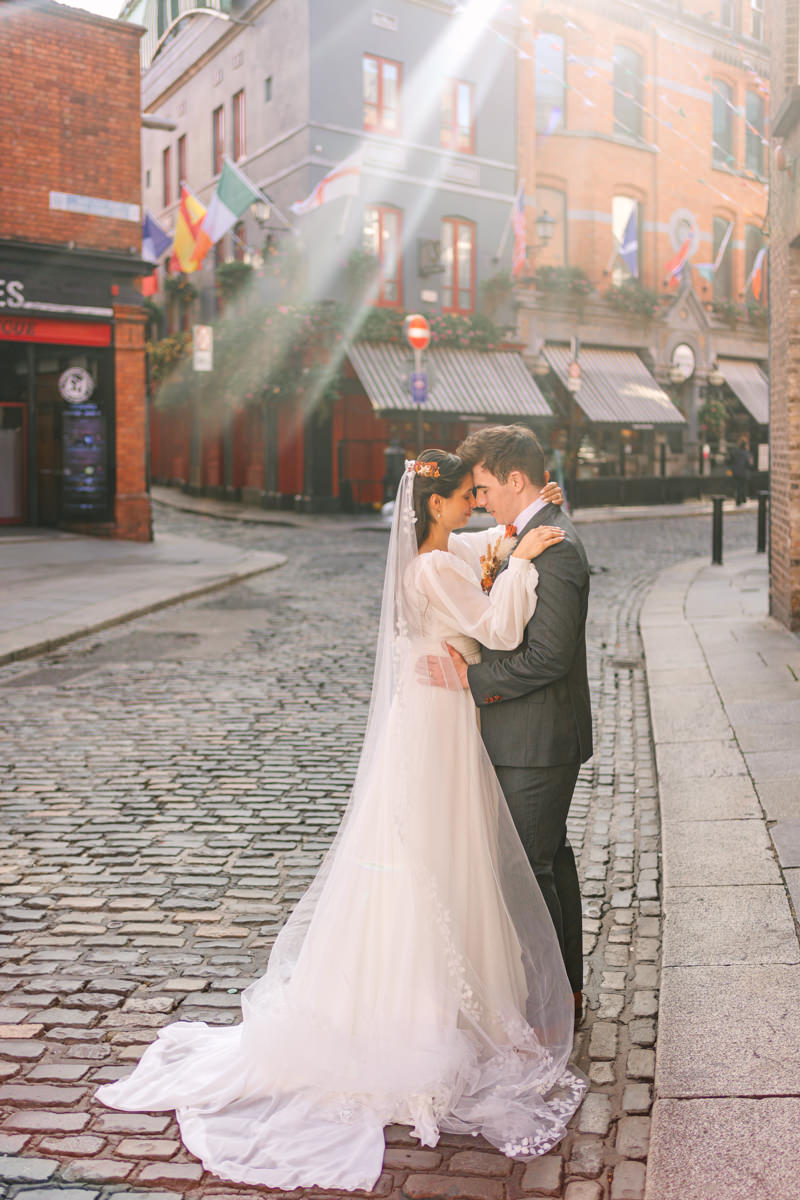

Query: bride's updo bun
[[412, 449, 467, 549]]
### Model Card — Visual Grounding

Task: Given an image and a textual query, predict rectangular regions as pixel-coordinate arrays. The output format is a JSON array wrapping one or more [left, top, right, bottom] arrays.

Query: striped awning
[[543, 345, 686, 426], [718, 358, 769, 425], [347, 342, 553, 420]]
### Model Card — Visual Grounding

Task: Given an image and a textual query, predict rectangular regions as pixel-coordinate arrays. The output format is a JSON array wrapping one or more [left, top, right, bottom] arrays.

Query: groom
[[449, 425, 592, 1020]]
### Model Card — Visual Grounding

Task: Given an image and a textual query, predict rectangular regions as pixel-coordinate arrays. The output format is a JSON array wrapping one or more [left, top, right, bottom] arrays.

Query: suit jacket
[[467, 503, 593, 768]]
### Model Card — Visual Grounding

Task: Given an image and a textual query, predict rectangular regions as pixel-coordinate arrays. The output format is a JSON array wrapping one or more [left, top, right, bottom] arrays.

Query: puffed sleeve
[[417, 551, 538, 650]]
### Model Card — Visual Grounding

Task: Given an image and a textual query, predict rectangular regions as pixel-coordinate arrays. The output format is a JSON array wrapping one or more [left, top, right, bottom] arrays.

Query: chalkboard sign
[[62, 399, 108, 519]]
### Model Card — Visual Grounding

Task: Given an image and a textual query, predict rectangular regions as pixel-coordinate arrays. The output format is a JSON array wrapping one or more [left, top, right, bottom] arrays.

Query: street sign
[[404, 313, 431, 352], [193, 324, 213, 372], [410, 370, 428, 405]]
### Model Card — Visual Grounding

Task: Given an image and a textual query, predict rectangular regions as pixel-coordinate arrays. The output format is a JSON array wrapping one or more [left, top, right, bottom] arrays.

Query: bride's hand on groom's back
[[541, 480, 563, 506]]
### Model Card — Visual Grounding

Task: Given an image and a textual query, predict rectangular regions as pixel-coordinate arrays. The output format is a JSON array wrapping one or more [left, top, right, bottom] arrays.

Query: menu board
[[62, 399, 108, 518]]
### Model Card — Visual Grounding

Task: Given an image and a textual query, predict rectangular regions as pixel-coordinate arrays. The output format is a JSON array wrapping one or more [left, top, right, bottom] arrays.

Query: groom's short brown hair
[[457, 424, 546, 485]]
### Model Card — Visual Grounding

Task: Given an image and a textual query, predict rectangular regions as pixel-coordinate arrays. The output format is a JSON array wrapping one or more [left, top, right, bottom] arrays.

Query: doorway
[[0, 344, 29, 524]]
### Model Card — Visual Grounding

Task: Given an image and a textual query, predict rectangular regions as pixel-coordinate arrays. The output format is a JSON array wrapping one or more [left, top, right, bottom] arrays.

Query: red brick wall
[[114, 305, 151, 541], [0, 1, 142, 253], [768, 0, 800, 627]]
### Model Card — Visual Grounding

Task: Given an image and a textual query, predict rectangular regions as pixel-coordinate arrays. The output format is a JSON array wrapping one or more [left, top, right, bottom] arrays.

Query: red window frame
[[363, 54, 402, 136], [232, 90, 246, 160], [441, 79, 475, 154], [442, 217, 475, 314], [176, 134, 186, 193], [212, 105, 224, 175], [162, 145, 172, 208], [364, 205, 403, 308]]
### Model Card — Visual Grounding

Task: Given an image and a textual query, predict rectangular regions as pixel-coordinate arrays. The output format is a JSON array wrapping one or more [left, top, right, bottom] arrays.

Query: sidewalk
[[0, 528, 284, 666], [641, 549, 800, 1200], [152, 482, 760, 529]]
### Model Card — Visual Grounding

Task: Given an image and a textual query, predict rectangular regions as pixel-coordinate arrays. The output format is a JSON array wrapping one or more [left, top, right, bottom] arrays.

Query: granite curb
[[640, 548, 800, 1200]]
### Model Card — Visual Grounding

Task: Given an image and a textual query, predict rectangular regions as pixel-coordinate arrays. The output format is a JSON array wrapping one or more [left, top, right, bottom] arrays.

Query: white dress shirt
[[511, 493, 549, 533]]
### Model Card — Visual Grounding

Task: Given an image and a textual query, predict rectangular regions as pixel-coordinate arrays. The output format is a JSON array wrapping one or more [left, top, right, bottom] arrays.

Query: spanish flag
[[169, 186, 206, 274]]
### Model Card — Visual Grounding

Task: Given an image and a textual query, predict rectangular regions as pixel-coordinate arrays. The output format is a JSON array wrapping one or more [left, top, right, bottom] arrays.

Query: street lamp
[[535, 210, 556, 247], [252, 199, 270, 226], [707, 361, 725, 387]]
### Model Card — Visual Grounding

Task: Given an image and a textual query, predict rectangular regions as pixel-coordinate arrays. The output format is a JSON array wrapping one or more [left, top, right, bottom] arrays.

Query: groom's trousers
[[494, 761, 583, 994]]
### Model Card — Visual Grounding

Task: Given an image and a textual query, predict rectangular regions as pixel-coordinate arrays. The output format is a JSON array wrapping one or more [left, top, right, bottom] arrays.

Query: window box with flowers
[[711, 298, 741, 327], [605, 279, 663, 319], [532, 265, 594, 300]]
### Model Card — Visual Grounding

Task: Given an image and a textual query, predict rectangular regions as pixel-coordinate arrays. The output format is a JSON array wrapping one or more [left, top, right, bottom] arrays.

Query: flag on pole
[[290, 150, 362, 215], [746, 245, 767, 301], [142, 211, 172, 263], [619, 205, 638, 277], [169, 186, 206, 274], [695, 220, 734, 282], [663, 237, 691, 286], [511, 182, 527, 277], [192, 159, 266, 268]]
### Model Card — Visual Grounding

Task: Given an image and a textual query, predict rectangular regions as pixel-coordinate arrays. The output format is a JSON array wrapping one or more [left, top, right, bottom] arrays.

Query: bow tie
[[504, 524, 517, 538]]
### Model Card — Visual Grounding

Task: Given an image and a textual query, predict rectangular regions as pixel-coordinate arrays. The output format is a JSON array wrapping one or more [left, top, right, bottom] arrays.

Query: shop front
[[0, 247, 150, 539]]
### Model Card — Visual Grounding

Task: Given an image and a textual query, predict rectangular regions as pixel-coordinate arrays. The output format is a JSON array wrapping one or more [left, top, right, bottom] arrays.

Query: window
[[720, 0, 737, 29], [441, 218, 475, 314], [363, 205, 403, 306], [612, 196, 640, 285], [441, 79, 475, 153], [212, 105, 224, 175], [162, 145, 172, 208], [745, 224, 767, 302], [233, 220, 247, 263], [363, 54, 401, 135], [745, 91, 765, 175], [614, 45, 643, 139], [751, 0, 764, 39], [264, 75, 272, 102], [535, 33, 565, 134], [156, 0, 166, 38], [712, 216, 734, 302], [535, 187, 566, 267], [232, 90, 245, 160], [713, 80, 734, 167], [177, 134, 186, 193]]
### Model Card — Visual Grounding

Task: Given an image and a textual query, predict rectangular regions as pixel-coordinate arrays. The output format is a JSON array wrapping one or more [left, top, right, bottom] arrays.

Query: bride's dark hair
[[412, 449, 468, 549]]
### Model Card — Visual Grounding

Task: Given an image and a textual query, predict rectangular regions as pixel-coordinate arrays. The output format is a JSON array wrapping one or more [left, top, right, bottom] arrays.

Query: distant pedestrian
[[382, 436, 406, 502], [731, 437, 753, 506]]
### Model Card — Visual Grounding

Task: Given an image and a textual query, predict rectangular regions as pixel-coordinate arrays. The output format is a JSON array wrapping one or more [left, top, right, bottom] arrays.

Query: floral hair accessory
[[405, 460, 440, 478]]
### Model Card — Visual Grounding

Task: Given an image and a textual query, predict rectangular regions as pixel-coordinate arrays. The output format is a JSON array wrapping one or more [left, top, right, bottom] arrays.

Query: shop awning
[[347, 342, 553, 420], [543, 346, 686, 426], [718, 358, 769, 425]]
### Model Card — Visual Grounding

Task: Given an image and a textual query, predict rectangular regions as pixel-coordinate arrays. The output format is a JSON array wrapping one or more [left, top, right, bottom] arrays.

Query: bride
[[96, 449, 586, 1191]]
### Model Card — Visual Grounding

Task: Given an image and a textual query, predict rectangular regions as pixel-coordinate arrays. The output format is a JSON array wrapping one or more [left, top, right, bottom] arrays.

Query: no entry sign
[[404, 314, 431, 352]]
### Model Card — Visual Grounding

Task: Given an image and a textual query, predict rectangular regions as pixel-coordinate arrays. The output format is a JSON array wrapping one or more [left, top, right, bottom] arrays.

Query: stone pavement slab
[[0, 530, 284, 665], [641, 550, 800, 1200], [647, 1098, 800, 1200]]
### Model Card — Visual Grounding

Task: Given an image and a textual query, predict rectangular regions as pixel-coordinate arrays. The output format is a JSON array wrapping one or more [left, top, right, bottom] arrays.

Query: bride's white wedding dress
[[96, 467, 585, 1191]]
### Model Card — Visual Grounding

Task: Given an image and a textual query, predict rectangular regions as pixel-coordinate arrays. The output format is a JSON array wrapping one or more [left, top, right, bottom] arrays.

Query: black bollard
[[711, 494, 725, 565], [757, 490, 769, 553]]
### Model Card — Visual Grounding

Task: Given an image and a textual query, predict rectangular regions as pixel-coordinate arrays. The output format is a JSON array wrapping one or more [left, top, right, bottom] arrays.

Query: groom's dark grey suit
[[466, 502, 592, 993]]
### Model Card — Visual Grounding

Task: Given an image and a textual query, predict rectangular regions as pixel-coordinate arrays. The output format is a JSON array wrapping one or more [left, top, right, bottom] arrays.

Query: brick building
[[516, 0, 769, 503], [0, 0, 151, 540], [769, 0, 800, 627]]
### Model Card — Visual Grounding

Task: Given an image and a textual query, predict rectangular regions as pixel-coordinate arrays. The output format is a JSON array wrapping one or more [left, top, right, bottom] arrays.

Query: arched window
[[712, 217, 734, 302], [612, 196, 640, 285], [614, 46, 643, 140], [363, 205, 403, 307], [713, 81, 735, 167], [535, 33, 565, 134], [745, 92, 765, 176], [441, 218, 475, 314]]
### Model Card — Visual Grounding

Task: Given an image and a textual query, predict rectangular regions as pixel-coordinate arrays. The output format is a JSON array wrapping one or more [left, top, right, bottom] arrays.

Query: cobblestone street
[[1, 506, 758, 1200]]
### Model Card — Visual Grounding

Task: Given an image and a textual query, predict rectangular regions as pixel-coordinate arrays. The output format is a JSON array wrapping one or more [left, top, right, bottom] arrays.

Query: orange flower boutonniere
[[479, 528, 518, 594]]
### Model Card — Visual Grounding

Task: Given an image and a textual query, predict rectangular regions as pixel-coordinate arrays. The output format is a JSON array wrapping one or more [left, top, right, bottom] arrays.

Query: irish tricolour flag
[[192, 159, 266, 268]]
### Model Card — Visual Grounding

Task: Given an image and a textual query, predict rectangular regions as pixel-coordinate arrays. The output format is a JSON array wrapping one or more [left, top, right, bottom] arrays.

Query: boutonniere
[[480, 525, 518, 593]]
